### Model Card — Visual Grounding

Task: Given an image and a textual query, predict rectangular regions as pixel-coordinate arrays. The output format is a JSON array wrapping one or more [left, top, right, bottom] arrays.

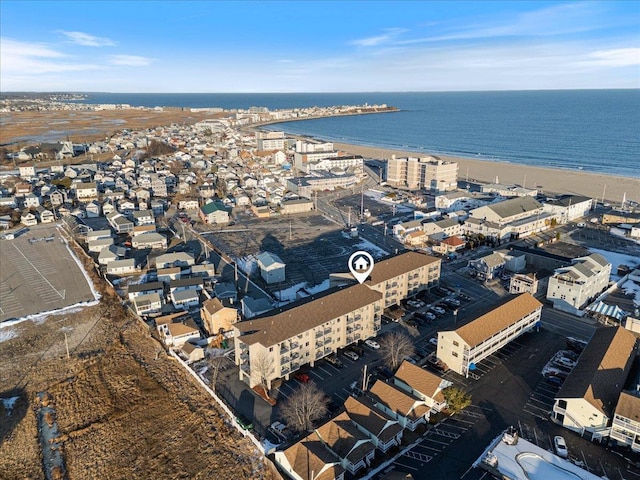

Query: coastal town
[[1, 96, 640, 480]]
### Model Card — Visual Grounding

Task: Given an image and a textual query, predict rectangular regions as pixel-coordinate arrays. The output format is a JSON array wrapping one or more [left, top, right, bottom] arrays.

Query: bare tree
[[208, 355, 227, 388], [280, 382, 329, 433], [251, 351, 275, 399], [380, 331, 415, 371]]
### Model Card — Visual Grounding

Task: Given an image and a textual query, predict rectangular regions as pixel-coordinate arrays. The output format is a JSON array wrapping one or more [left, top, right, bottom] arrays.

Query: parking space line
[[414, 444, 442, 453], [441, 422, 468, 431], [450, 417, 475, 425], [393, 461, 419, 471], [316, 365, 334, 376], [422, 437, 451, 446]]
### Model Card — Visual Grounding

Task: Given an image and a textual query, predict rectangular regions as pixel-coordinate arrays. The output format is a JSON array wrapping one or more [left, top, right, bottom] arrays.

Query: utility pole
[[64, 331, 70, 359], [601, 184, 607, 205]]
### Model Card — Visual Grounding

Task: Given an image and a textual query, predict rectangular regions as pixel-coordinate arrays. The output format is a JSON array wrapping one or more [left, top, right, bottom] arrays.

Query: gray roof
[[128, 281, 164, 293], [256, 251, 285, 269], [435, 218, 458, 229], [482, 252, 506, 268], [488, 196, 542, 219]]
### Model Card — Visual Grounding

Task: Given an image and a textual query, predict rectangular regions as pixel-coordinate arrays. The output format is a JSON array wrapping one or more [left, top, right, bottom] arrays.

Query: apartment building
[[552, 327, 637, 440], [365, 251, 441, 308], [543, 195, 593, 223], [234, 284, 384, 388], [294, 150, 340, 173], [256, 131, 286, 150], [386, 155, 458, 192], [437, 293, 543, 377], [287, 173, 357, 198], [610, 391, 640, 452], [546, 253, 611, 315]]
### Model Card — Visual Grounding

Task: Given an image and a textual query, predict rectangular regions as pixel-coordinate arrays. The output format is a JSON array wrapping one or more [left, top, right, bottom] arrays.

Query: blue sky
[[1, 1, 638, 92]]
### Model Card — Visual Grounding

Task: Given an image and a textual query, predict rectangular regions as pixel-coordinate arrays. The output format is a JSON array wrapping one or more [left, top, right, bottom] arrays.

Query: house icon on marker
[[353, 256, 369, 272]]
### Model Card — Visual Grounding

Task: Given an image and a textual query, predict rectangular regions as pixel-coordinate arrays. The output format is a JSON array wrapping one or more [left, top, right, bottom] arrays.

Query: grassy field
[[0, 248, 270, 479]]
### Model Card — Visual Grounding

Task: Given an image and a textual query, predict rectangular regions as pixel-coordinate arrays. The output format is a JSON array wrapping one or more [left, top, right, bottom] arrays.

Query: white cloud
[[582, 48, 640, 67], [0, 37, 102, 76], [59, 31, 116, 47], [350, 28, 407, 47], [108, 55, 154, 66]]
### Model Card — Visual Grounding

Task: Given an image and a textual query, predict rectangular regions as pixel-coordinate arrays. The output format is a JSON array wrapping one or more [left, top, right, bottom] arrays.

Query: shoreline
[[248, 123, 638, 203]]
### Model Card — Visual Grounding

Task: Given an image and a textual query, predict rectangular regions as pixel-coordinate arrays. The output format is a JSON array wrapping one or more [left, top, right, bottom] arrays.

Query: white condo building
[[386, 155, 458, 192], [437, 293, 543, 377]]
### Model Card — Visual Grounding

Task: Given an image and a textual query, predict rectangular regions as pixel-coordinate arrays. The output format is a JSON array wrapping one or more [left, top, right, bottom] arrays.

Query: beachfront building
[[234, 284, 384, 389], [552, 327, 637, 440], [509, 273, 539, 295], [546, 253, 611, 315], [481, 183, 538, 197], [365, 251, 441, 308], [294, 150, 340, 173], [437, 293, 543, 377], [464, 196, 554, 241], [286, 173, 358, 198], [610, 391, 640, 452], [386, 155, 458, 192], [543, 195, 593, 224], [256, 131, 286, 151]]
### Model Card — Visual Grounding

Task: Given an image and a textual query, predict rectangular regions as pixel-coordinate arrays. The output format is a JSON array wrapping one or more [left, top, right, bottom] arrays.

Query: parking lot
[[0, 224, 96, 321]]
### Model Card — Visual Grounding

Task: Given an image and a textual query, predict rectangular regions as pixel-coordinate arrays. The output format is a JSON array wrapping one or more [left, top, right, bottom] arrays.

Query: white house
[[133, 292, 163, 316], [76, 182, 98, 201], [106, 258, 137, 275], [544, 195, 593, 224], [88, 237, 114, 253], [256, 251, 286, 284], [546, 253, 611, 315], [392, 360, 451, 414], [131, 232, 167, 250], [610, 392, 640, 452], [552, 327, 637, 440], [368, 379, 431, 431], [20, 212, 37, 226]]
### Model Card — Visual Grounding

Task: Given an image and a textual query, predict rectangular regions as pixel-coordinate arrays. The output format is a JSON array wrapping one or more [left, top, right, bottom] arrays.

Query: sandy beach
[[331, 142, 639, 204]]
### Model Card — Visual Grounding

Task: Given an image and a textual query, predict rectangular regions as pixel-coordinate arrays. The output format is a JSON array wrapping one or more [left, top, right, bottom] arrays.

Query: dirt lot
[[0, 272, 269, 479], [0, 108, 220, 146]]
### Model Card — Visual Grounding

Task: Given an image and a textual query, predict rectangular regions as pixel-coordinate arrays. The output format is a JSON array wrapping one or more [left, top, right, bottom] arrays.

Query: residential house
[[256, 251, 286, 284], [368, 379, 431, 431], [552, 327, 637, 440], [106, 258, 138, 275], [234, 284, 383, 389], [199, 200, 229, 224], [437, 293, 543, 377], [393, 360, 451, 414], [157, 267, 181, 283], [36, 207, 55, 224], [88, 237, 114, 253], [155, 252, 195, 269], [313, 413, 376, 475], [468, 252, 506, 281], [131, 232, 167, 250], [132, 209, 155, 226], [509, 273, 539, 295], [343, 396, 404, 453], [274, 435, 345, 480], [544, 195, 593, 224], [106, 211, 134, 234], [85, 200, 101, 218], [547, 253, 611, 315], [127, 281, 164, 300], [24, 193, 41, 209], [178, 199, 200, 211], [19, 165, 36, 178], [20, 212, 37, 226], [76, 182, 98, 201], [158, 318, 201, 348], [201, 298, 239, 335], [86, 229, 112, 242], [432, 235, 466, 256], [610, 391, 640, 452], [133, 292, 163, 316], [180, 342, 206, 363], [171, 289, 200, 310]]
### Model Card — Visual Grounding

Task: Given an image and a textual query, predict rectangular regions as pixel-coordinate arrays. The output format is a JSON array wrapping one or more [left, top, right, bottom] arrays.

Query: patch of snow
[[589, 248, 640, 280], [275, 282, 306, 302], [307, 279, 331, 294], [0, 329, 17, 343], [2, 396, 19, 415], [58, 226, 102, 302], [0, 300, 100, 329], [621, 280, 640, 307], [354, 239, 389, 258]]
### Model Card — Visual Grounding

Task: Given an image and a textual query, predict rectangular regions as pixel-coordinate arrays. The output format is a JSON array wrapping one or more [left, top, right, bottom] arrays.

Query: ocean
[[74, 90, 640, 178]]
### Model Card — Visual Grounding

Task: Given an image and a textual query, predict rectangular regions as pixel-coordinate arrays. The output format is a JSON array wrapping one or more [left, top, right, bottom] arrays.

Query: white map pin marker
[[348, 251, 374, 284]]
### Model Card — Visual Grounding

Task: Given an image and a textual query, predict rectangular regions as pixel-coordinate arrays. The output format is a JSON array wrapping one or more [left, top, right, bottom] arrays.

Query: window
[[453, 341, 459, 347], [305, 342, 309, 347], [557, 399, 567, 409], [269, 347, 273, 352], [452, 352, 458, 357]]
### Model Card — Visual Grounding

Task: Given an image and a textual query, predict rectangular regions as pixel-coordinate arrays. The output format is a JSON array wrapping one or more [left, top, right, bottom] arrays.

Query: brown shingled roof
[[369, 380, 431, 419], [393, 360, 446, 403], [615, 392, 640, 423], [455, 293, 542, 347], [235, 284, 382, 347], [344, 396, 402, 443], [366, 251, 440, 286], [283, 437, 344, 480], [557, 326, 637, 418], [314, 412, 375, 464]]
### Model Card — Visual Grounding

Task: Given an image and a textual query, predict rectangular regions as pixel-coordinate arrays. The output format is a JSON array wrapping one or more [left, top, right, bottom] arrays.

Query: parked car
[[269, 421, 289, 441], [294, 373, 310, 383], [235, 415, 253, 431], [546, 375, 564, 387], [566, 337, 587, 353], [350, 344, 365, 356], [554, 436, 569, 458], [429, 337, 438, 346], [343, 350, 359, 361], [433, 306, 446, 315], [365, 339, 380, 349], [324, 353, 344, 369]]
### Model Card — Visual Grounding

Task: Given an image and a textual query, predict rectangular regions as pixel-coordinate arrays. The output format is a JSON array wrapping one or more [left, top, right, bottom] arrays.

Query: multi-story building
[[365, 251, 441, 308], [386, 155, 458, 192], [543, 195, 593, 224], [286, 173, 357, 198], [546, 253, 611, 315], [509, 273, 539, 295], [256, 131, 286, 151], [275, 434, 346, 480], [294, 150, 340, 173], [610, 391, 640, 452], [234, 284, 384, 388], [552, 327, 637, 440], [437, 293, 543, 377]]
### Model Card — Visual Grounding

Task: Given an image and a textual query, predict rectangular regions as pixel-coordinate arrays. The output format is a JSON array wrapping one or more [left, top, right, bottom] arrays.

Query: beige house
[[274, 435, 345, 480], [368, 379, 431, 431], [343, 396, 403, 453], [610, 391, 640, 452], [392, 360, 451, 413], [552, 327, 637, 440], [201, 297, 239, 335], [437, 293, 543, 377]]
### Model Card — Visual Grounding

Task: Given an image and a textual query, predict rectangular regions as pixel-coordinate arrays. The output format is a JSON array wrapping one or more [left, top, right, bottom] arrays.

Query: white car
[[554, 436, 568, 458], [576, 222, 586, 228], [365, 339, 380, 349], [343, 350, 359, 361], [429, 337, 438, 346]]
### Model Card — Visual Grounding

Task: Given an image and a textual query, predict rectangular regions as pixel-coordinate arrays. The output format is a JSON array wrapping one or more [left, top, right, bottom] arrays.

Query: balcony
[[347, 317, 355, 324], [280, 345, 289, 354], [347, 335, 354, 344], [291, 352, 300, 360], [324, 347, 332, 355], [316, 342, 324, 349], [291, 361, 300, 370], [324, 328, 332, 335], [315, 350, 324, 359], [280, 357, 290, 365], [281, 367, 290, 375], [354, 315, 362, 321], [315, 331, 323, 339], [324, 337, 332, 345], [290, 342, 299, 350]]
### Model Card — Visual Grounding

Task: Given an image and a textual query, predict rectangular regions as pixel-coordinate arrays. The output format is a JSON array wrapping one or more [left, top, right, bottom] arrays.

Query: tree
[[555, 232, 561, 241], [280, 382, 329, 433], [208, 355, 226, 388], [380, 331, 415, 371], [251, 351, 275, 399], [443, 386, 472, 414]]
